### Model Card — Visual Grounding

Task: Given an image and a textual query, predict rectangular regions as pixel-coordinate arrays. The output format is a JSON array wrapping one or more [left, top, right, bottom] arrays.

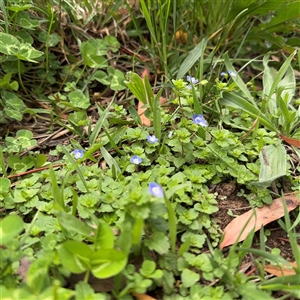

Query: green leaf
[[7, 155, 33, 172], [132, 217, 144, 246], [0, 32, 20, 55], [6, 4, 32, 13], [32, 154, 47, 168], [16, 29, 34, 44], [68, 90, 90, 109], [1, 91, 26, 120], [176, 38, 208, 79], [93, 70, 110, 85], [89, 98, 114, 145], [16, 12, 40, 29], [125, 72, 149, 105], [16, 129, 33, 141], [0, 72, 19, 91], [80, 39, 108, 68], [165, 183, 191, 199], [117, 215, 133, 254], [58, 241, 92, 273], [223, 52, 254, 104], [75, 281, 103, 300], [39, 286, 75, 300], [100, 146, 121, 175], [27, 257, 50, 295], [144, 231, 170, 254], [140, 260, 156, 277], [91, 248, 127, 279], [93, 220, 115, 250], [153, 89, 162, 140], [38, 32, 61, 47], [139, 0, 158, 46], [16, 43, 43, 62], [0, 214, 23, 245], [257, 2, 300, 33], [263, 51, 296, 117], [4, 107, 23, 121], [268, 51, 296, 101], [107, 67, 126, 91], [0, 178, 10, 195], [49, 166, 65, 211], [181, 268, 200, 288], [261, 275, 300, 287], [256, 143, 287, 188], [220, 91, 279, 133], [57, 211, 93, 239], [105, 35, 120, 53]]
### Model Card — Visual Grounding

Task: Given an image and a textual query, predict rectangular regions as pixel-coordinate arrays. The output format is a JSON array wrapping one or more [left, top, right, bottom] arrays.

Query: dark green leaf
[[57, 211, 93, 239]]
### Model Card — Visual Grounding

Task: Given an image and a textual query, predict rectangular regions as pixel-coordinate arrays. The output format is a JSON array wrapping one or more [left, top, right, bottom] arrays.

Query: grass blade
[[220, 91, 279, 133], [89, 96, 115, 145], [176, 38, 208, 79], [223, 52, 254, 104]]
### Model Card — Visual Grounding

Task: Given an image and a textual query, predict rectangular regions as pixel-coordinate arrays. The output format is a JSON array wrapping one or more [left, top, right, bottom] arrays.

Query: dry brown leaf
[[133, 292, 157, 300], [220, 193, 300, 249], [265, 262, 298, 277], [138, 100, 152, 126], [279, 134, 300, 148]]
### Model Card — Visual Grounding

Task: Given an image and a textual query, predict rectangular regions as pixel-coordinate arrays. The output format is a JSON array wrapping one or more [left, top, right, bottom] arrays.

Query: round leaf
[[0, 215, 24, 245], [181, 268, 200, 288], [68, 91, 90, 109]]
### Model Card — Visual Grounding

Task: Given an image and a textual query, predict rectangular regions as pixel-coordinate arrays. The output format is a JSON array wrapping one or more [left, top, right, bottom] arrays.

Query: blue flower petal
[[147, 134, 158, 144], [192, 114, 208, 127], [72, 149, 84, 159], [130, 155, 142, 164], [149, 182, 164, 198], [187, 76, 199, 84], [228, 70, 237, 76]]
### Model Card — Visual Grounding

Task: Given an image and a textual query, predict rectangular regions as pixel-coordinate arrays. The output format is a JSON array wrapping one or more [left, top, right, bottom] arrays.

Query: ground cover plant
[[1, 0, 300, 299]]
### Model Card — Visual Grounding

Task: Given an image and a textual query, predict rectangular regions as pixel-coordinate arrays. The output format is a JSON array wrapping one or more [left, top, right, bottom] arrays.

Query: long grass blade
[[220, 92, 279, 133], [89, 96, 115, 145], [223, 53, 254, 104], [176, 38, 208, 79]]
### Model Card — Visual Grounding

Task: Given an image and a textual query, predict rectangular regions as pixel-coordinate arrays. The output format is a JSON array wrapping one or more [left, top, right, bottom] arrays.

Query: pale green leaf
[[0, 215, 23, 245], [256, 143, 287, 188]]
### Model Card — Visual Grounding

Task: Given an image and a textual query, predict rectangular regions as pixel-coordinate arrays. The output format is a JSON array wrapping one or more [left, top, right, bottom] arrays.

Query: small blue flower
[[192, 114, 208, 127], [72, 149, 84, 159], [149, 182, 164, 198], [147, 134, 158, 144], [187, 85, 192, 90], [130, 155, 142, 165], [187, 76, 199, 84], [220, 72, 227, 77], [228, 70, 237, 76]]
